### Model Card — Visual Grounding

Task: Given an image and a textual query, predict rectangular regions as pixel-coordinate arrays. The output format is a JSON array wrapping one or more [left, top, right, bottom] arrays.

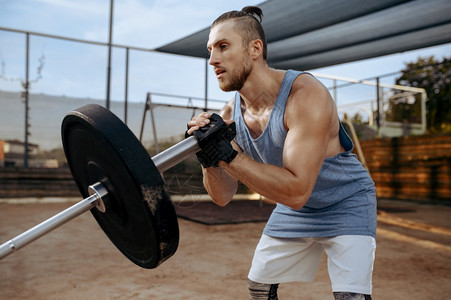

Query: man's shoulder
[[291, 72, 325, 94], [286, 73, 336, 120], [286, 74, 331, 112]]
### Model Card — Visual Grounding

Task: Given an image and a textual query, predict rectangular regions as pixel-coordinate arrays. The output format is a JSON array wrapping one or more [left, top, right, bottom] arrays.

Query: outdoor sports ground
[[0, 197, 450, 299]]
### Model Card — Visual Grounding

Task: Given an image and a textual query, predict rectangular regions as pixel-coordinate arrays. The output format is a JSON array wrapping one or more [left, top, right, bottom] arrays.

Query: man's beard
[[219, 55, 253, 92]]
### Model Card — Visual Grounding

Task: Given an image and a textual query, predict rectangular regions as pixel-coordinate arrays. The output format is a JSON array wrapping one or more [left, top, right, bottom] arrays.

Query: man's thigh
[[319, 235, 376, 295], [248, 234, 324, 284]]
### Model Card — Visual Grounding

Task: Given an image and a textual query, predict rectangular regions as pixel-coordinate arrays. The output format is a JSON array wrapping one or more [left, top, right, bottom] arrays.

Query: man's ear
[[249, 39, 263, 59]]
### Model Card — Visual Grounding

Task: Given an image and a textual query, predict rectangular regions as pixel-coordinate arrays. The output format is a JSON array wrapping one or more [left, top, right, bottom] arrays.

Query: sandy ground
[[0, 198, 451, 300]]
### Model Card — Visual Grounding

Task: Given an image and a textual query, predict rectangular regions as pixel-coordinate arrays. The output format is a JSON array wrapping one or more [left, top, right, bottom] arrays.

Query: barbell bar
[[0, 104, 204, 269], [0, 137, 199, 260]]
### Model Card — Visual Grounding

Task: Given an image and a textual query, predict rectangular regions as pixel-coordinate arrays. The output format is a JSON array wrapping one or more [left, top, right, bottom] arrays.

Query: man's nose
[[209, 51, 219, 66]]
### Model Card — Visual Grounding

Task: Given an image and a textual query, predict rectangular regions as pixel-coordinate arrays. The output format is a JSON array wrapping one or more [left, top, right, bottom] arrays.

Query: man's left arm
[[219, 79, 335, 210]]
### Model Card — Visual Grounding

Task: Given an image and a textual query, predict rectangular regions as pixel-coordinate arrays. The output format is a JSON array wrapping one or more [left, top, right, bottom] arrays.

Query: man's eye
[[220, 44, 227, 50]]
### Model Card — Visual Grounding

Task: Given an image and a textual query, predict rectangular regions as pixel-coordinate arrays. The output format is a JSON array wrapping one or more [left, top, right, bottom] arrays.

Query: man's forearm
[[202, 166, 238, 206], [219, 153, 310, 210]]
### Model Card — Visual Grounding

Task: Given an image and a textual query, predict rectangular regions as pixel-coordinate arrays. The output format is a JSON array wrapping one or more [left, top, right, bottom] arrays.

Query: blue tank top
[[232, 70, 377, 238]]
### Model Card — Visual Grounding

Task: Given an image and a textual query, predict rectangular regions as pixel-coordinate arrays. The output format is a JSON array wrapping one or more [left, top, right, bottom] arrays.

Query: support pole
[[148, 94, 159, 154], [139, 93, 149, 142], [105, 0, 114, 110], [24, 33, 30, 168], [124, 47, 129, 124], [420, 91, 427, 134], [140, 93, 159, 154], [376, 77, 381, 137]]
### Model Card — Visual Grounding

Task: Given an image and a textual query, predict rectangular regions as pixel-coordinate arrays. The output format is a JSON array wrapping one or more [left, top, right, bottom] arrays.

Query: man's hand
[[186, 112, 237, 168], [187, 112, 211, 136]]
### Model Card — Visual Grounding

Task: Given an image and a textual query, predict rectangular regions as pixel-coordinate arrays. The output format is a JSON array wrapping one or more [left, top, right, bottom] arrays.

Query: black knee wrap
[[247, 279, 279, 300], [333, 292, 372, 300]]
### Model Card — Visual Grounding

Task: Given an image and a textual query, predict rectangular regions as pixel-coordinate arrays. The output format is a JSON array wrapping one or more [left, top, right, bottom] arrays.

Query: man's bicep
[[283, 128, 325, 177], [282, 106, 332, 190]]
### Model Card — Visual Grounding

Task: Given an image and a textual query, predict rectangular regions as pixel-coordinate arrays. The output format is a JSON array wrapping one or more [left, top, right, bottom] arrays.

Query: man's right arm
[[202, 161, 238, 206], [187, 100, 239, 206]]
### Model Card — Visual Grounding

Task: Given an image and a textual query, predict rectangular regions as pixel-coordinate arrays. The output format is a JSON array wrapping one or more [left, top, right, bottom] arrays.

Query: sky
[[1, 0, 450, 112]]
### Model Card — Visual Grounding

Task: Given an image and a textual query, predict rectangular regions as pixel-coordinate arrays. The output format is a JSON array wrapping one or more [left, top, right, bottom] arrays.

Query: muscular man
[[187, 6, 376, 300]]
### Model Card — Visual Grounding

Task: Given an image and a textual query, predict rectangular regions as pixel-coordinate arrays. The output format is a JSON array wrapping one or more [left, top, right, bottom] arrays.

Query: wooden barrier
[[359, 133, 451, 204], [1, 134, 450, 205], [0, 166, 249, 199], [0, 167, 208, 198], [0, 167, 79, 198]]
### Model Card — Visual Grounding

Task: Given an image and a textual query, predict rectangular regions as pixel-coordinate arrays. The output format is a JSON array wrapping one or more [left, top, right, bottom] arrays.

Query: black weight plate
[[61, 104, 179, 269]]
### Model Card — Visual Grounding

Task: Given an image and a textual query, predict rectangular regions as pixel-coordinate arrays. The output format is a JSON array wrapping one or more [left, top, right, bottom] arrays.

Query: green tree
[[395, 56, 451, 133]]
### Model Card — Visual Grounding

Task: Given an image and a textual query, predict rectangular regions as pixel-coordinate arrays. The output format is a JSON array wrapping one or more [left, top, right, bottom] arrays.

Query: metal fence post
[[24, 33, 30, 168]]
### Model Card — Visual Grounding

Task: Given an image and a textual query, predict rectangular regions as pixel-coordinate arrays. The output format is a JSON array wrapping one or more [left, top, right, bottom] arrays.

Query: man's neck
[[238, 66, 285, 115]]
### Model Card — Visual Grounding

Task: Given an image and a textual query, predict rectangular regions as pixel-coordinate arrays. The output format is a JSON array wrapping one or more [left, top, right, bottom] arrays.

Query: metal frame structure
[[2, 0, 447, 164], [313, 72, 428, 135], [0, 26, 213, 164], [139, 92, 224, 153]]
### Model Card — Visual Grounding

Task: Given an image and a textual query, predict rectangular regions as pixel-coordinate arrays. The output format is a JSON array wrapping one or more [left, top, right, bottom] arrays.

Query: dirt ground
[[1, 198, 451, 300]]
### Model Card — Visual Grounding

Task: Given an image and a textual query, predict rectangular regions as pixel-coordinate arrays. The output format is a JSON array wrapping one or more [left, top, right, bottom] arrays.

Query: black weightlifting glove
[[186, 113, 238, 168], [196, 137, 238, 168]]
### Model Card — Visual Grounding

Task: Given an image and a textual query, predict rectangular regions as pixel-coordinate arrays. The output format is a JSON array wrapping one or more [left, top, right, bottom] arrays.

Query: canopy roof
[[156, 0, 451, 70]]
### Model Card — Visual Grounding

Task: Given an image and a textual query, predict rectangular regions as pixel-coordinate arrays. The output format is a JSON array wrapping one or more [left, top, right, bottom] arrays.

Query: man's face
[[207, 21, 253, 92]]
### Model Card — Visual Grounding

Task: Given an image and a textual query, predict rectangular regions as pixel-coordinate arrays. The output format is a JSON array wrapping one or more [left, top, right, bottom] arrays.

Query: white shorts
[[248, 235, 376, 295]]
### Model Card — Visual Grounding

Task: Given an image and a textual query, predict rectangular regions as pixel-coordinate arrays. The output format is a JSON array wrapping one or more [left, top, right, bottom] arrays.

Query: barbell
[[0, 104, 227, 269]]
